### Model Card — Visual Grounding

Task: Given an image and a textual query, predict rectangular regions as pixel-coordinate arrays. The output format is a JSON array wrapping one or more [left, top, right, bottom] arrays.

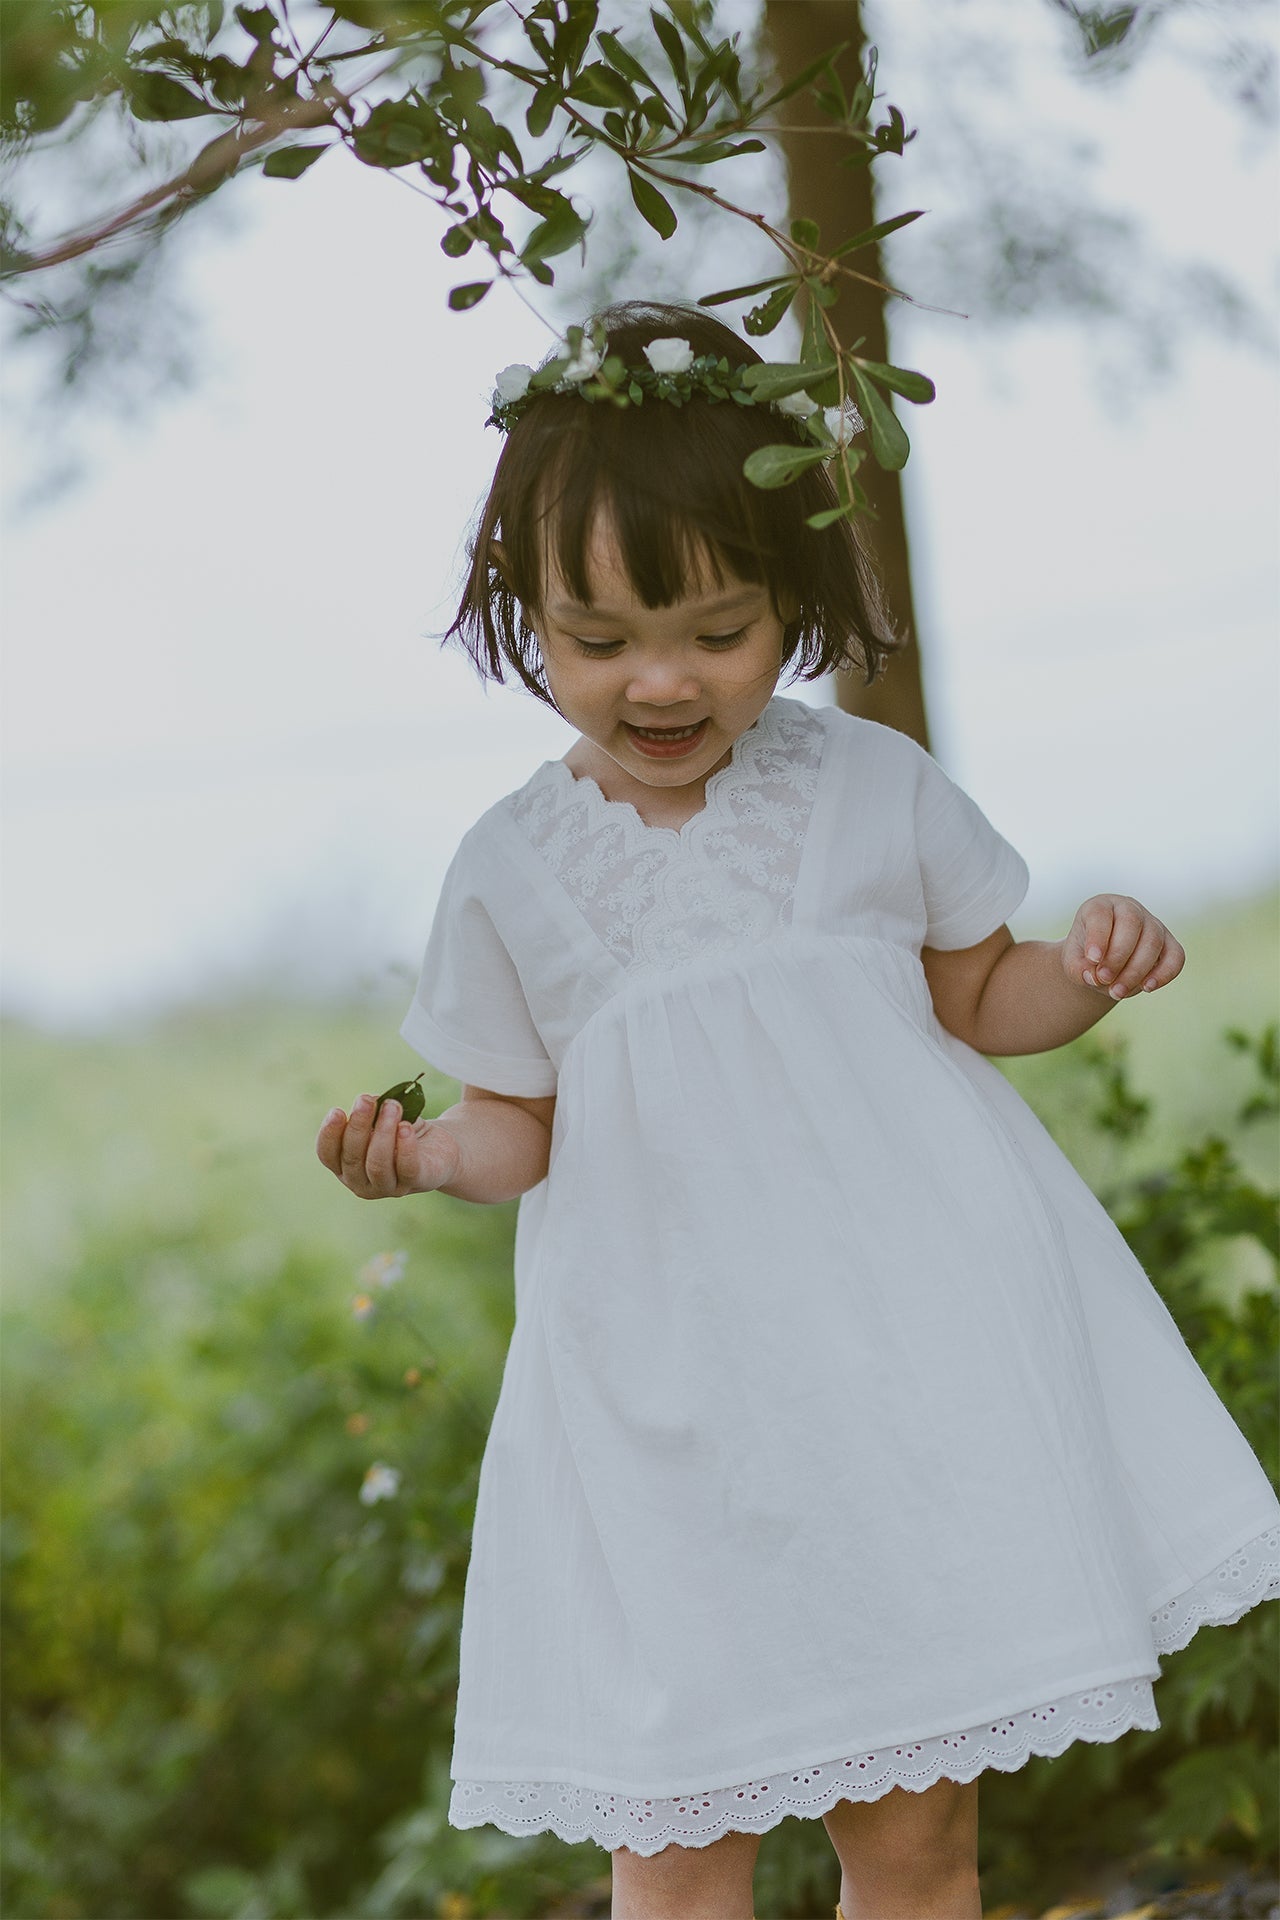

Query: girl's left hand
[[1062, 894, 1186, 1000]]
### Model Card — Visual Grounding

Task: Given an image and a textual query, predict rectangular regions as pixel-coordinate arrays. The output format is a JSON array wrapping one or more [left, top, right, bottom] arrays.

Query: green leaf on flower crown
[[741, 360, 836, 402], [806, 502, 853, 530], [847, 365, 909, 470], [852, 358, 936, 403], [627, 168, 677, 238], [742, 444, 830, 489]]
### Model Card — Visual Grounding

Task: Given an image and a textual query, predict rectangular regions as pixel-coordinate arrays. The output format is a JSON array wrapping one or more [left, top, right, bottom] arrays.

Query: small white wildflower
[[560, 336, 603, 383], [360, 1462, 401, 1506], [642, 337, 695, 376], [775, 389, 819, 419], [350, 1292, 376, 1322], [823, 403, 865, 447], [361, 1250, 407, 1290], [492, 363, 533, 407]]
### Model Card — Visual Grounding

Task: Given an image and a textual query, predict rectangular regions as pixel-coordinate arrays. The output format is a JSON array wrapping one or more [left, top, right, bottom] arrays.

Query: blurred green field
[[3, 885, 1276, 1298], [1, 885, 1275, 1920]]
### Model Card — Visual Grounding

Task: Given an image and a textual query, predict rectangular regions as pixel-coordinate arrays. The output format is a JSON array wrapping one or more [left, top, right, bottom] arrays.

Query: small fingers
[[363, 1097, 404, 1193], [316, 1107, 346, 1175], [340, 1095, 376, 1186]]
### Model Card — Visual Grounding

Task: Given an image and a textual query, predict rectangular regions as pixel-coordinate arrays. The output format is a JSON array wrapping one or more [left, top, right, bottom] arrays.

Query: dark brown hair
[[443, 299, 904, 711]]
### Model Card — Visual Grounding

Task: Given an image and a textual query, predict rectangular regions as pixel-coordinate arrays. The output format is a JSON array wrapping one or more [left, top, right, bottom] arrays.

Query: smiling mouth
[[627, 721, 706, 740]]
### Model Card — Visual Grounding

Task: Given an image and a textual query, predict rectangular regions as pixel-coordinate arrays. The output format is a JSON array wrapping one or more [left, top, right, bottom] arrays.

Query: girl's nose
[[625, 666, 703, 705]]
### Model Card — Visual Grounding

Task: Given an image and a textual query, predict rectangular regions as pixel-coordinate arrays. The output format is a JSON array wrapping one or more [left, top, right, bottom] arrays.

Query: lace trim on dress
[[504, 697, 825, 978], [448, 1525, 1280, 1857]]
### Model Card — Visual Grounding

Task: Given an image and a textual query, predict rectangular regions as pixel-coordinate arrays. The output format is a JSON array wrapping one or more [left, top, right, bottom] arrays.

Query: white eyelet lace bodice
[[503, 698, 823, 976]]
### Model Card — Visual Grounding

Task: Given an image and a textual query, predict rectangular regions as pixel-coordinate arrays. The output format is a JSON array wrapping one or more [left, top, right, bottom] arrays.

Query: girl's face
[[531, 515, 796, 800]]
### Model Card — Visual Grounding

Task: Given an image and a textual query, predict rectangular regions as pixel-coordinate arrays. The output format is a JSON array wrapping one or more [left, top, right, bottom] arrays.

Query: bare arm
[[317, 1083, 556, 1204], [433, 1086, 556, 1203], [922, 894, 1186, 1058]]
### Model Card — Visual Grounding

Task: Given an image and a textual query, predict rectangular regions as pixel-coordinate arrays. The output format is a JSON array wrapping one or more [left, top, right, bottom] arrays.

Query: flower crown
[[487, 323, 864, 456]]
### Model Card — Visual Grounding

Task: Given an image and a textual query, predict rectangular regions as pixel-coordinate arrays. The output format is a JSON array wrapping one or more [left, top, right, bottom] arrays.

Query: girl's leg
[[822, 1777, 982, 1920], [611, 1828, 761, 1920]]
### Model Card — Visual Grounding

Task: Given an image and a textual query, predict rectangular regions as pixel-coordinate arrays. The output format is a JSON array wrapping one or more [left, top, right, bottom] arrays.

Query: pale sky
[[2, 7, 1277, 1030]]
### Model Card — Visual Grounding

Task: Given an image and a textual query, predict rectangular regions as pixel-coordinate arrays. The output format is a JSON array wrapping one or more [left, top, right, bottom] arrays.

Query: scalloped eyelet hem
[[448, 1524, 1280, 1856]]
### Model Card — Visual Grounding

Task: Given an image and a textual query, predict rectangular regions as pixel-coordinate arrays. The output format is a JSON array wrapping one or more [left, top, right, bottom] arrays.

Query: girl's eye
[[571, 627, 749, 658]]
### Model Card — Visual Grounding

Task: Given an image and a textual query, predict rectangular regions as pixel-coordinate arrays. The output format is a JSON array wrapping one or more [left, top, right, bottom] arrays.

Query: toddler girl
[[317, 300, 1280, 1920]]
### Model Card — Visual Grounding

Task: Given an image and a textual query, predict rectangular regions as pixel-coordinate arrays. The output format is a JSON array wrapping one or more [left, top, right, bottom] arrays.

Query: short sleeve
[[912, 743, 1030, 951], [399, 830, 558, 1097]]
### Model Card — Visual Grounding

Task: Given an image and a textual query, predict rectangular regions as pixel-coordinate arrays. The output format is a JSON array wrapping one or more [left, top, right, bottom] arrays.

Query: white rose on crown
[[561, 337, 603, 382], [776, 389, 819, 419], [493, 363, 533, 406], [642, 337, 696, 375]]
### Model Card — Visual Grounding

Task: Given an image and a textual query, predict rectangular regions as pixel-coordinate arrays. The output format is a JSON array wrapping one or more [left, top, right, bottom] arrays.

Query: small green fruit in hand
[[374, 1073, 426, 1124]]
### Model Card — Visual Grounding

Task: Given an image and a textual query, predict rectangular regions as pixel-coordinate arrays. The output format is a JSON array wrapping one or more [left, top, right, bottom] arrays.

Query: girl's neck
[[561, 733, 739, 828]]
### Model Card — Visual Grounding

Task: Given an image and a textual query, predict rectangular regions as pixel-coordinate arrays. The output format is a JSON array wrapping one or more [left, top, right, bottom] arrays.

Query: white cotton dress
[[399, 692, 1280, 1857]]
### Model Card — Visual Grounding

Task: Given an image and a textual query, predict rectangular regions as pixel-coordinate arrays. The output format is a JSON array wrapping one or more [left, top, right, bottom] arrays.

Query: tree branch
[[2, 87, 349, 279]]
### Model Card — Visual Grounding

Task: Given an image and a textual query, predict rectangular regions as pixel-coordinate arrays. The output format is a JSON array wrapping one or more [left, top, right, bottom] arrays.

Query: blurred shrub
[[1, 1010, 1276, 1919]]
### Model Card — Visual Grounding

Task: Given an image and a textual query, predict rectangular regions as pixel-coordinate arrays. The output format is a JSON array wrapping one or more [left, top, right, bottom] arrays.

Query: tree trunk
[[763, 0, 930, 750]]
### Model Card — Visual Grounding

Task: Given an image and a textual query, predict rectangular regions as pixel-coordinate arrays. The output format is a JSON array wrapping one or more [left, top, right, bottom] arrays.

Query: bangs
[[506, 405, 783, 617], [442, 297, 904, 711]]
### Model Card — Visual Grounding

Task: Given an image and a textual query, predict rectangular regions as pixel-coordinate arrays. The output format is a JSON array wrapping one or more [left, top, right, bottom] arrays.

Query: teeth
[[634, 722, 703, 740]]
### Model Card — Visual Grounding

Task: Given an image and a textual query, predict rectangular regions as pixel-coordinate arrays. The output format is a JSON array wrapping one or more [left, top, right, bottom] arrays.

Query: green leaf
[[831, 209, 925, 259], [742, 445, 829, 489], [627, 168, 677, 239], [555, 0, 600, 83], [744, 284, 796, 337], [680, 136, 765, 163], [262, 143, 328, 179], [569, 61, 637, 110], [128, 70, 213, 120], [596, 30, 654, 92], [525, 80, 562, 137], [448, 281, 491, 310], [853, 358, 936, 404], [440, 223, 473, 256], [234, 3, 277, 42], [755, 43, 849, 116], [806, 503, 852, 531], [352, 100, 443, 169], [374, 1073, 425, 1124], [520, 194, 588, 265], [639, 93, 674, 130], [741, 360, 836, 402], [790, 218, 820, 249], [848, 365, 909, 470], [650, 8, 689, 94], [697, 275, 791, 309]]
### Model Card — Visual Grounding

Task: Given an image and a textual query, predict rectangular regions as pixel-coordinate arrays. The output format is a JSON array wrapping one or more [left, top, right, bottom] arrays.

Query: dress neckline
[[541, 698, 780, 846]]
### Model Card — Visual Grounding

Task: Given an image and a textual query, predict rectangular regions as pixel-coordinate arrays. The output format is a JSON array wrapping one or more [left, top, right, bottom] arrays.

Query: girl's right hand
[[316, 1094, 463, 1199]]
